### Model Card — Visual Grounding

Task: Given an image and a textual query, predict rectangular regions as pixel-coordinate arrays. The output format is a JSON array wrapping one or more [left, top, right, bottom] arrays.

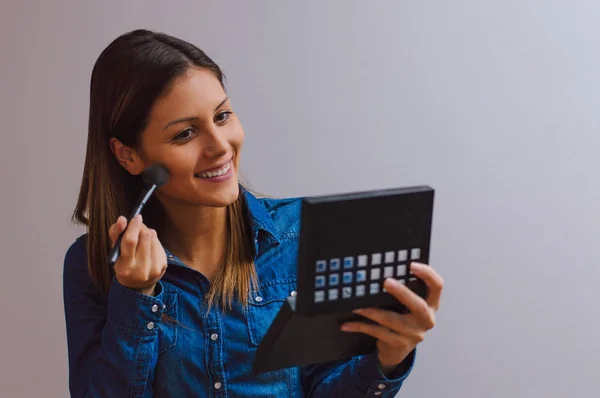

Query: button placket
[[204, 291, 226, 395]]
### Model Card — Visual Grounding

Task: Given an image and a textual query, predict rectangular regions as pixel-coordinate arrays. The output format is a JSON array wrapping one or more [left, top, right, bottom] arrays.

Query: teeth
[[197, 162, 231, 179]]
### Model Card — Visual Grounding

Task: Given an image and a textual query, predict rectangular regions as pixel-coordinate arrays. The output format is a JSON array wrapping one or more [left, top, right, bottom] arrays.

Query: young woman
[[63, 29, 444, 397]]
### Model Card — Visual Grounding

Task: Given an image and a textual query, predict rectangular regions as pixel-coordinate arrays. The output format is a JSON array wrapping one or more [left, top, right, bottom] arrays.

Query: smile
[[195, 161, 232, 179]]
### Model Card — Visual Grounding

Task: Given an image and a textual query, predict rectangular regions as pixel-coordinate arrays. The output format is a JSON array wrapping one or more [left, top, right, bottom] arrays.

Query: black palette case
[[253, 185, 435, 373]]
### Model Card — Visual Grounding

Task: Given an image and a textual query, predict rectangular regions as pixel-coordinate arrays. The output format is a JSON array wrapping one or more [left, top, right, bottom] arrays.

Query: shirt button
[[168, 255, 174, 260], [151, 304, 159, 313], [147, 322, 155, 330], [214, 381, 222, 390], [290, 291, 297, 297], [378, 383, 386, 389], [211, 333, 219, 341], [255, 296, 263, 302], [374, 392, 382, 396]]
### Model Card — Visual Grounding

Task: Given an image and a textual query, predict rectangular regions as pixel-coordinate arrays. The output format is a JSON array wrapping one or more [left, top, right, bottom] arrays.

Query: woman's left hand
[[341, 262, 444, 374]]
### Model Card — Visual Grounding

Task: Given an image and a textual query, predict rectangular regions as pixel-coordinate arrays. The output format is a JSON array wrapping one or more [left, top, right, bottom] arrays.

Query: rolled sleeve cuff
[[107, 277, 167, 335], [356, 349, 416, 396]]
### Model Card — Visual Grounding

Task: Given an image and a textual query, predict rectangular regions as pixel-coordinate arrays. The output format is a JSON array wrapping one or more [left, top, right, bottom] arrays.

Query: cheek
[[154, 146, 199, 177], [139, 135, 197, 173], [232, 123, 244, 151], [233, 132, 243, 168]]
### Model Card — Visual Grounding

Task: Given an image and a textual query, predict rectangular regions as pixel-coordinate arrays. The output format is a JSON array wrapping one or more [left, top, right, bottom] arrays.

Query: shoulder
[[64, 233, 88, 269], [258, 196, 302, 239], [63, 233, 94, 297]]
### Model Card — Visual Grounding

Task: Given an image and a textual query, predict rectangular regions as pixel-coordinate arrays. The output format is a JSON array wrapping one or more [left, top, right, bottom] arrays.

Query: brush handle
[[108, 184, 157, 267]]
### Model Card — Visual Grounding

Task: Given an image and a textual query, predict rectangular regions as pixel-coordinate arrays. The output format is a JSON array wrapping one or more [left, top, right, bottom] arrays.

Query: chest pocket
[[158, 289, 179, 355], [246, 280, 296, 346]]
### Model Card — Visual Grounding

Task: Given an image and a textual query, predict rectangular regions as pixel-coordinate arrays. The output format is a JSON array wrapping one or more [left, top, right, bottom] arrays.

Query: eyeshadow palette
[[295, 185, 435, 316], [253, 185, 435, 373]]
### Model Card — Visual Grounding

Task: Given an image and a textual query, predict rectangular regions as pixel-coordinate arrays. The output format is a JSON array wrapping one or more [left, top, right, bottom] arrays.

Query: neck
[[159, 200, 228, 281]]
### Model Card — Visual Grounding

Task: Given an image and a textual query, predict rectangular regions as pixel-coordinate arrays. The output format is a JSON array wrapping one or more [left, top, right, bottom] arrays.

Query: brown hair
[[72, 29, 257, 311]]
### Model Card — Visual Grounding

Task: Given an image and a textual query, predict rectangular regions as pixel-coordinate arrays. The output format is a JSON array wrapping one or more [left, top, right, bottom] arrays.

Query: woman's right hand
[[108, 214, 168, 296]]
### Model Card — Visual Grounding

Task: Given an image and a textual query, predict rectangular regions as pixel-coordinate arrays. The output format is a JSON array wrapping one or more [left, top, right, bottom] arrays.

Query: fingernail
[[353, 309, 364, 314], [341, 324, 352, 332], [384, 277, 398, 287], [135, 214, 143, 221]]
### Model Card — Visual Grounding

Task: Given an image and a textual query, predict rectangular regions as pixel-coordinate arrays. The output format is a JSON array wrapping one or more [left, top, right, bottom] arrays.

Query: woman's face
[[136, 68, 244, 209]]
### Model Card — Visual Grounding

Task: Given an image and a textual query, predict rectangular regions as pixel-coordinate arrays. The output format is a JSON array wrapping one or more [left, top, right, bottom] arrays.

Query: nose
[[202, 128, 228, 158]]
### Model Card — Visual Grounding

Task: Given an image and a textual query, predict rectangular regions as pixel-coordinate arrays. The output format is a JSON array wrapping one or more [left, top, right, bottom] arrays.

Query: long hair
[[72, 29, 257, 311]]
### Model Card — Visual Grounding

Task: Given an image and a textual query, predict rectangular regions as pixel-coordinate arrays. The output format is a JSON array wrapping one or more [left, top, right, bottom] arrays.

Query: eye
[[173, 128, 195, 142], [215, 111, 233, 124]]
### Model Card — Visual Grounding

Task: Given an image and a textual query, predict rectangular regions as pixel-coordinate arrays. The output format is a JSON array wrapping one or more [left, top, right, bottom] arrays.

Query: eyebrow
[[162, 96, 230, 130]]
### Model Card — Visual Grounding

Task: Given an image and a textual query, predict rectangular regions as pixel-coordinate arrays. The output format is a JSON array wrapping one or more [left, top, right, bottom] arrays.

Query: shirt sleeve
[[301, 349, 416, 397], [62, 237, 167, 398]]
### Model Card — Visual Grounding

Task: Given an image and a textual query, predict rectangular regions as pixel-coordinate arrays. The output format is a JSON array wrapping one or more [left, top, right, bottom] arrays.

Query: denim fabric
[[63, 188, 416, 397]]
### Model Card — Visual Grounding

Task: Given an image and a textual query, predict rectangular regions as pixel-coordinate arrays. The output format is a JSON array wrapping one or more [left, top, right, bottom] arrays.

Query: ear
[[109, 137, 144, 175]]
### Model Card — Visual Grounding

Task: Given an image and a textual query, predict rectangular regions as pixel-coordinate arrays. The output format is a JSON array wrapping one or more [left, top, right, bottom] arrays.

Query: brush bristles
[[142, 164, 170, 187]]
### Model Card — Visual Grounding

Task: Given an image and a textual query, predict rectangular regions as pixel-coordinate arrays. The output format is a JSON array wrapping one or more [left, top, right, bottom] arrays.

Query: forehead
[[149, 68, 226, 125]]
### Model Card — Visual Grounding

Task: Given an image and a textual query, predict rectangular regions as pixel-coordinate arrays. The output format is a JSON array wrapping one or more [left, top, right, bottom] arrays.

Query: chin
[[159, 174, 241, 209], [196, 180, 240, 208]]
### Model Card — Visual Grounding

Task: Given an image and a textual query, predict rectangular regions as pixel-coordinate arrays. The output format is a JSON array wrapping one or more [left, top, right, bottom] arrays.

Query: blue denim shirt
[[63, 188, 416, 397]]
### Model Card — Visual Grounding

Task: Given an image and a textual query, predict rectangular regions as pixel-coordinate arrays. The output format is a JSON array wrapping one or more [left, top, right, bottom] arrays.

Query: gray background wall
[[1, 0, 599, 397]]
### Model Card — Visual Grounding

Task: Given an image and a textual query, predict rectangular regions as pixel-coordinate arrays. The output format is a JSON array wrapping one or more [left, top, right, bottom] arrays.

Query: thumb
[[108, 216, 127, 247]]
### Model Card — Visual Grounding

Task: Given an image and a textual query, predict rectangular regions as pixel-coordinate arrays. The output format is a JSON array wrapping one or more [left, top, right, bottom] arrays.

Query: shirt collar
[[240, 185, 281, 246]]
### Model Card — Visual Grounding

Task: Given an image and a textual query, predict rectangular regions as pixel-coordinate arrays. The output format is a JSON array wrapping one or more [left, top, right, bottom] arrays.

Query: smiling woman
[[62, 29, 443, 397]]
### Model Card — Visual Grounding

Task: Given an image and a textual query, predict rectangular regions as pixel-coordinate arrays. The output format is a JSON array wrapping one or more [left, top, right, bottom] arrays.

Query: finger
[[352, 307, 412, 335], [120, 214, 143, 260], [108, 216, 127, 247], [136, 227, 153, 279], [383, 278, 435, 328], [341, 320, 403, 346], [410, 262, 444, 310]]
